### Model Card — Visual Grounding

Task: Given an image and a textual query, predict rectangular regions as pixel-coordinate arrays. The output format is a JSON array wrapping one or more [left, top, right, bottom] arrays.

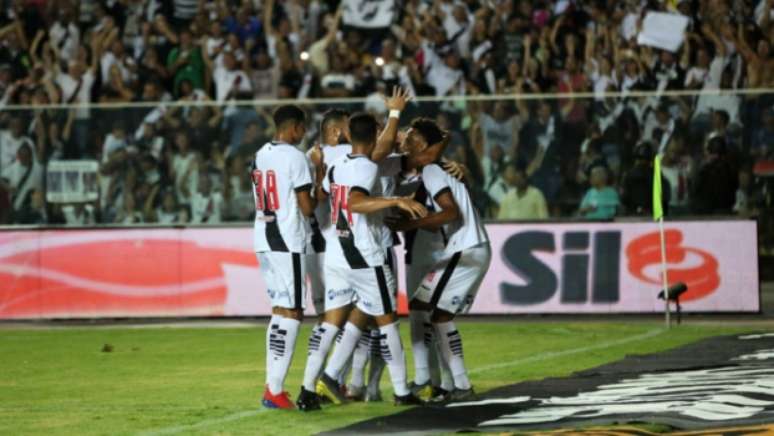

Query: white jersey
[[252, 141, 313, 253], [322, 153, 402, 269], [421, 163, 489, 256], [306, 144, 352, 253], [396, 171, 445, 265]]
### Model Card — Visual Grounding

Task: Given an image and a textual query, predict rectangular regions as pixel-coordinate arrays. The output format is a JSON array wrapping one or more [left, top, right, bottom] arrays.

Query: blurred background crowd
[[0, 0, 772, 249]]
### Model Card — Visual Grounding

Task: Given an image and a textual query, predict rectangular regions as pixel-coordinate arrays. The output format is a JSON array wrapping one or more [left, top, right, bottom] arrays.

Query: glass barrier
[[0, 90, 772, 252]]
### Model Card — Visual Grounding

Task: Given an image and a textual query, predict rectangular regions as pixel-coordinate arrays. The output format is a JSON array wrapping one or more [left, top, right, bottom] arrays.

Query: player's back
[[421, 163, 489, 255], [323, 154, 386, 269], [252, 141, 312, 253], [310, 144, 353, 232]]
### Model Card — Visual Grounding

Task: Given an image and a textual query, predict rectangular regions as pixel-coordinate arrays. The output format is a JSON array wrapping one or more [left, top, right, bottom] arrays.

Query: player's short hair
[[273, 105, 306, 130], [348, 112, 378, 145], [321, 109, 350, 134], [410, 118, 444, 146]]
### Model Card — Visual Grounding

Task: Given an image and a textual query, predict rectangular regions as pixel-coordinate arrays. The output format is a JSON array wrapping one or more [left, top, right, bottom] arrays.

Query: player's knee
[[323, 306, 349, 327], [430, 309, 454, 323]]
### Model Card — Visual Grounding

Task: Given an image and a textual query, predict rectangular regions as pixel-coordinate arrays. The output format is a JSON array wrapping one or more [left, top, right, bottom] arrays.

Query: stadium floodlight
[[300, 51, 310, 61], [374, 56, 385, 66], [657, 282, 688, 324]]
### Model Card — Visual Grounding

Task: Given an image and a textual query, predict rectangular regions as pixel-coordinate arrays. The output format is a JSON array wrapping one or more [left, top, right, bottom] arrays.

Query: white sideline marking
[[136, 409, 269, 436], [447, 396, 532, 408], [137, 328, 665, 435], [469, 328, 665, 375]]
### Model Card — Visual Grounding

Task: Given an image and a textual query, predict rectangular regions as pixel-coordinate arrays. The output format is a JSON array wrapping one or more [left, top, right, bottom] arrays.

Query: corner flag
[[653, 155, 663, 221]]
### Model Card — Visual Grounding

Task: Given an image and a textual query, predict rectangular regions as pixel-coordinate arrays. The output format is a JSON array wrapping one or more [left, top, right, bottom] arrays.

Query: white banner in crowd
[[342, 0, 396, 28], [637, 12, 689, 52], [45, 160, 99, 203], [0, 220, 759, 319]]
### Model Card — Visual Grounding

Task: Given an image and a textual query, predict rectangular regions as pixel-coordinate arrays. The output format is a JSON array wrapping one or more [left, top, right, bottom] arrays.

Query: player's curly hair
[[410, 118, 444, 146]]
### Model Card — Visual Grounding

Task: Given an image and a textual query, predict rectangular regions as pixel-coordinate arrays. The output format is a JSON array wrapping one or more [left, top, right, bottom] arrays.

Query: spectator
[[620, 142, 670, 216], [497, 163, 548, 220], [579, 166, 619, 220], [691, 136, 738, 214], [0, 143, 43, 222], [144, 185, 188, 224], [660, 138, 693, 216], [114, 191, 144, 224], [190, 170, 224, 224], [1, 115, 35, 173], [167, 29, 204, 96], [733, 167, 760, 217]]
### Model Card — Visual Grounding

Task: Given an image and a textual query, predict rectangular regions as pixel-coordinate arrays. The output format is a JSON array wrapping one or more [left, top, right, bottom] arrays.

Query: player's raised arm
[[371, 86, 412, 162]]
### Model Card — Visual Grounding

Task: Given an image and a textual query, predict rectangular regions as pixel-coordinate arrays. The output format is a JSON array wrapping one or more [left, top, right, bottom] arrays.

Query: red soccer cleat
[[262, 389, 295, 409]]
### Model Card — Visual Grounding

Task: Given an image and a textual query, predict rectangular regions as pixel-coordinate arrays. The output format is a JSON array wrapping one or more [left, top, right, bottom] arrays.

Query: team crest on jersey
[[336, 229, 351, 238], [256, 216, 276, 222]]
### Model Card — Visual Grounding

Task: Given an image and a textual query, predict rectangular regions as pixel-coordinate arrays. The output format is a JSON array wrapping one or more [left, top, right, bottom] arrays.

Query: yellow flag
[[653, 155, 663, 221]]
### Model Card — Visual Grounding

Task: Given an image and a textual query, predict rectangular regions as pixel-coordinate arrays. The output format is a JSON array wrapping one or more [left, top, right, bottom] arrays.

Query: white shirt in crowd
[[49, 21, 81, 61], [190, 191, 224, 224], [56, 71, 95, 119], [0, 159, 43, 210], [213, 67, 252, 102], [0, 131, 34, 173], [172, 152, 198, 204]]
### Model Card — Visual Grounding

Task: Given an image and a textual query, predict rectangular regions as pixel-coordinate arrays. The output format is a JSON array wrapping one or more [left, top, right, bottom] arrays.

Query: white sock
[[367, 329, 385, 395], [434, 321, 471, 390], [333, 330, 350, 386], [439, 349, 455, 392], [302, 322, 339, 391], [324, 322, 362, 380], [380, 322, 409, 396], [349, 331, 371, 389], [265, 315, 281, 385], [267, 317, 300, 395], [409, 310, 432, 385]]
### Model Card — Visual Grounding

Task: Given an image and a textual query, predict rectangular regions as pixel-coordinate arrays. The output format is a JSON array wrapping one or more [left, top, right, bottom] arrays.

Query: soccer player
[[253, 105, 322, 409], [387, 118, 492, 402], [298, 112, 431, 409], [320, 113, 427, 405], [305, 108, 353, 317], [396, 168, 455, 401]]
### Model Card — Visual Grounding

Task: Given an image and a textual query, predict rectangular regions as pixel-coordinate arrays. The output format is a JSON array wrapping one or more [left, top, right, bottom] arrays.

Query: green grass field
[[0, 321, 769, 436]]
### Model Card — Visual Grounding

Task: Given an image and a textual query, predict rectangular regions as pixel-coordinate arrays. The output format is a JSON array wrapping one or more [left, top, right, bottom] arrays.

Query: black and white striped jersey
[[421, 163, 489, 256], [252, 141, 313, 253], [321, 154, 403, 269], [306, 144, 353, 253]]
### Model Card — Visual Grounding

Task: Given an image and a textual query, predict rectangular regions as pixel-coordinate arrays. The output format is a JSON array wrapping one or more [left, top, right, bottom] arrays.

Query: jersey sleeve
[[377, 154, 405, 178], [351, 161, 379, 195], [421, 164, 452, 201], [290, 151, 314, 193]]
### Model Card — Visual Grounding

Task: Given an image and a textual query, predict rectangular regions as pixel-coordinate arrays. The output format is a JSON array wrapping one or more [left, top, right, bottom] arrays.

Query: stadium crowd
[[0, 0, 772, 241]]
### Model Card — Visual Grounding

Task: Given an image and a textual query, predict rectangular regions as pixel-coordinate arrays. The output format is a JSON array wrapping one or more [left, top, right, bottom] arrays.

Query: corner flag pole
[[653, 155, 670, 328]]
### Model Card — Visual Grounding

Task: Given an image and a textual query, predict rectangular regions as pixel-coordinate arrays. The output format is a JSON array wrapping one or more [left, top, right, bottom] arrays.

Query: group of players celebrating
[[253, 87, 492, 411]]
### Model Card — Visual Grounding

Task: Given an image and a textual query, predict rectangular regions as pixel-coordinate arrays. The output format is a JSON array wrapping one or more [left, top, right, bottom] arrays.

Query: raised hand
[[384, 86, 413, 112]]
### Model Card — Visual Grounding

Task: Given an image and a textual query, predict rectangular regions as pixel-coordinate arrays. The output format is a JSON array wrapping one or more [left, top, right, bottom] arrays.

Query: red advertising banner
[[0, 220, 759, 319]]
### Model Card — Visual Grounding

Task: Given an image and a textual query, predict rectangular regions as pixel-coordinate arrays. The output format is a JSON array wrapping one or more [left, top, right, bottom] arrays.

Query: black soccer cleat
[[393, 392, 426, 406], [447, 387, 477, 402], [296, 387, 322, 412]]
